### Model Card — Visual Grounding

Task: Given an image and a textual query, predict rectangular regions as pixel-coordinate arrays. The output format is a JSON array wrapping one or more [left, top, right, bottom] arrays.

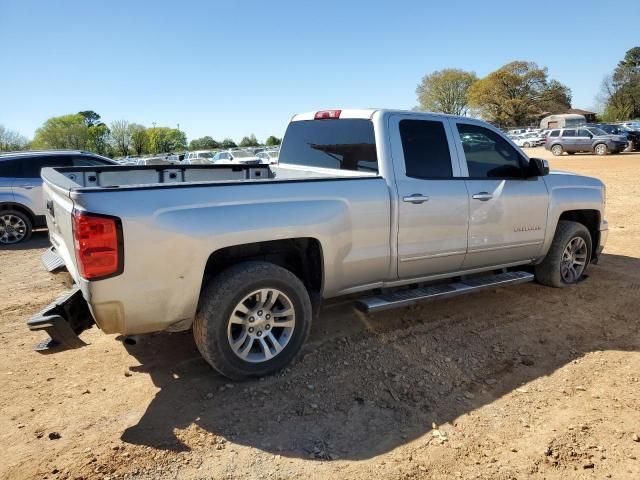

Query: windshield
[[197, 152, 213, 158], [267, 151, 279, 158], [587, 127, 607, 136], [231, 150, 253, 158]]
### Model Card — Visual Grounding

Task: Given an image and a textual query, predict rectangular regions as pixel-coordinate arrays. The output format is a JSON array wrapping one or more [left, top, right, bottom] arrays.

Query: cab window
[[456, 123, 526, 179]]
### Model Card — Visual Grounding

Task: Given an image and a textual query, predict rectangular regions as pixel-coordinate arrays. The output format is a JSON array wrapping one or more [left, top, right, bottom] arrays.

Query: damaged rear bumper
[[27, 286, 95, 353]]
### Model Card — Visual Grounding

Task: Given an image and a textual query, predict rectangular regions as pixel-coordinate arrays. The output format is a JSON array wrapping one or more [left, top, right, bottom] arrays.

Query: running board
[[355, 271, 534, 314]]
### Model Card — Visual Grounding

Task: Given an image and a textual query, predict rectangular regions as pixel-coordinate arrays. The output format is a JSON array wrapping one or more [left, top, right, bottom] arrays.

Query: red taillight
[[72, 211, 122, 280], [314, 109, 341, 120]]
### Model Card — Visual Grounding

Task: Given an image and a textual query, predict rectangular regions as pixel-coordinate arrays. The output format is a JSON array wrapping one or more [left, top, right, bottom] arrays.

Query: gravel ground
[[1, 149, 639, 480]]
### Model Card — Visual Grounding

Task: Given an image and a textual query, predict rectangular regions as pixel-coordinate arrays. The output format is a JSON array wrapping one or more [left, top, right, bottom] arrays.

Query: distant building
[[565, 109, 597, 123], [539, 113, 587, 129]]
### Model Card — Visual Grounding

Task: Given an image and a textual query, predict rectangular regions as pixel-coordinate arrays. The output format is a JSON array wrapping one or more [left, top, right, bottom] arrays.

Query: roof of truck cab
[[290, 109, 478, 122]]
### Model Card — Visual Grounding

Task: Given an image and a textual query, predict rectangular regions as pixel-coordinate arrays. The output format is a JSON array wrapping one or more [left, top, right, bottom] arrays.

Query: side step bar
[[355, 271, 534, 314]]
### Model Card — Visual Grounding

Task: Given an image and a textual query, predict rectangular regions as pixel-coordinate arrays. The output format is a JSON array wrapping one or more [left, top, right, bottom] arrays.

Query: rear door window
[[18, 156, 74, 178], [278, 119, 378, 173], [399, 119, 452, 178], [562, 130, 576, 137], [0, 159, 21, 177], [72, 156, 113, 166]]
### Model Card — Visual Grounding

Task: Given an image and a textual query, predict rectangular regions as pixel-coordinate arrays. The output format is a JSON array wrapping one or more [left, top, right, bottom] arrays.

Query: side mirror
[[529, 157, 549, 177]]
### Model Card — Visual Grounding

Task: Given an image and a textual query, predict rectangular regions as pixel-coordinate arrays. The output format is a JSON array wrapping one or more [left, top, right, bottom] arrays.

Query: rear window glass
[[549, 130, 560, 137], [278, 119, 378, 173]]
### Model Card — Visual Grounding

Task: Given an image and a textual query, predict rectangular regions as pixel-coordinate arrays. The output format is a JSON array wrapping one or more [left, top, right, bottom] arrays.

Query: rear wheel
[[535, 220, 592, 288], [523, 142, 531, 148], [551, 144, 563, 156], [594, 143, 608, 156], [0, 210, 32, 245], [193, 261, 312, 380]]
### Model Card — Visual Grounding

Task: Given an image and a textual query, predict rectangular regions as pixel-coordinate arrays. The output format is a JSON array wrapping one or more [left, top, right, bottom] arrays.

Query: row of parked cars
[[507, 122, 640, 156], [116, 147, 280, 166]]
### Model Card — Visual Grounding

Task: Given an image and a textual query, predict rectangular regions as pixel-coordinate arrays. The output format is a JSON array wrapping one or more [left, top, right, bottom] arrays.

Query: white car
[[184, 151, 216, 163], [511, 135, 538, 148], [256, 150, 279, 164], [213, 149, 262, 164]]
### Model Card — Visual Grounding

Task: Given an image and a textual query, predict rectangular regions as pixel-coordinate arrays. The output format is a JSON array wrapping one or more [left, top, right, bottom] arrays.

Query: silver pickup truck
[[29, 109, 608, 379]]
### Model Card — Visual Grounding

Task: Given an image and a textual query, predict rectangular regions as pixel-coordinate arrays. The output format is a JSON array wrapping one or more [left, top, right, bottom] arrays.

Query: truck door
[[450, 120, 549, 269], [389, 113, 469, 279]]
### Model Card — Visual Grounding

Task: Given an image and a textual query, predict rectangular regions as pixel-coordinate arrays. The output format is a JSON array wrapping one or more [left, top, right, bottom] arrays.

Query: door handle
[[472, 192, 493, 201], [18, 185, 35, 190], [403, 194, 430, 204]]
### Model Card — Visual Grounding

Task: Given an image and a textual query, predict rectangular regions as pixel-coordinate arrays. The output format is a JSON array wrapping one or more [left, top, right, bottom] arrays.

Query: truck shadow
[[120, 253, 640, 460]]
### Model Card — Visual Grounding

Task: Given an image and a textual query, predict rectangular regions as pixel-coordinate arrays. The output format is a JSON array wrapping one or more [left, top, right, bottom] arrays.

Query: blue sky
[[2, 0, 639, 143]]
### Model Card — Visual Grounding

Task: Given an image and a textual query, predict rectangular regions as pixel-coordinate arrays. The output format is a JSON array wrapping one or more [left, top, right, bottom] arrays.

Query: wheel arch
[[557, 209, 600, 260], [0, 202, 36, 223], [201, 238, 324, 310]]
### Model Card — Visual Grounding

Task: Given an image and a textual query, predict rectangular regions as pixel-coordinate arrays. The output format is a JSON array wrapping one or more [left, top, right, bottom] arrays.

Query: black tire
[[0, 209, 33, 245], [535, 220, 592, 288], [523, 142, 531, 148], [193, 261, 312, 380], [594, 143, 608, 156]]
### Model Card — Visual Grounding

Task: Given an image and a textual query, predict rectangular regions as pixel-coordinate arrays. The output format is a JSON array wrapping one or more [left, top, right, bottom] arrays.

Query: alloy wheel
[[0, 214, 27, 244], [227, 288, 295, 363], [560, 236, 588, 283]]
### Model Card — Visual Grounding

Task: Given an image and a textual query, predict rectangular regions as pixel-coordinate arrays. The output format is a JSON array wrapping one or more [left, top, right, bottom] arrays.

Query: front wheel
[[193, 261, 312, 380], [594, 143, 608, 156], [535, 220, 592, 288]]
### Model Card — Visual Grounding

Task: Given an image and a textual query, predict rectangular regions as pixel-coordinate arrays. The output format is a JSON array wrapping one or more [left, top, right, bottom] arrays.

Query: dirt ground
[[1, 149, 639, 480]]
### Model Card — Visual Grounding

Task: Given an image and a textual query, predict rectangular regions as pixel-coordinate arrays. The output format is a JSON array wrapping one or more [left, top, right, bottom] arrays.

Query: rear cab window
[[278, 119, 378, 173]]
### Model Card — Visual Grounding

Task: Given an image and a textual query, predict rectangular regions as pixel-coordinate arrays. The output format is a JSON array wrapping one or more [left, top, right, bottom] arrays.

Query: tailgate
[[42, 177, 80, 283]]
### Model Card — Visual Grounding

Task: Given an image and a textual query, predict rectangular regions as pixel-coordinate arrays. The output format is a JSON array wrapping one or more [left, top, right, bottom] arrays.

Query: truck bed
[[42, 163, 374, 191]]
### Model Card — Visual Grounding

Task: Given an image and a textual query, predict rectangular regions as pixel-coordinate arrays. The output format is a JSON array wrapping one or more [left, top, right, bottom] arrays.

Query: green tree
[[129, 124, 147, 155], [148, 127, 187, 153], [220, 138, 237, 149], [110, 120, 131, 156], [415, 68, 478, 115], [78, 110, 102, 127], [468, 61, 571, 126], [0, 125, 29, 151], [265, 135, 281, 146], [189, 136, 220, 150], [87, 123, 110, 155], [239, 134, 259, 147], [32, 113, 89, 149], [600, 46, 640, 120]]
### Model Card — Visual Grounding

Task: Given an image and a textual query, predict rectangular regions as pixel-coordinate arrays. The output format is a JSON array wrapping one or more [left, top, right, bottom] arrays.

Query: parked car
[[588, 123, 640, 151], [544, 127, 627, 156], [136, 157, 173, 166], [31, 109, 608, 380], [620, 121, 640, 131], [0, 150, 117, 245], [213, 149, 262, 164], [184, 151, 215, 163], [256, 149, 280, 164]]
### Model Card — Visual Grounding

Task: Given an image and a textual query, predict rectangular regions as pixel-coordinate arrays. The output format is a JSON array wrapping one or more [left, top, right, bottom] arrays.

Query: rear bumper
[[27, 286, 95, 352]]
